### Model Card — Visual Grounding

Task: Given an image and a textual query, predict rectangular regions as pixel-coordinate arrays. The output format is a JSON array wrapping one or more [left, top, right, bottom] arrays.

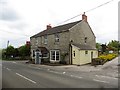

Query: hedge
[[98, 54, 117, 61], [92, 53, 118, 65]]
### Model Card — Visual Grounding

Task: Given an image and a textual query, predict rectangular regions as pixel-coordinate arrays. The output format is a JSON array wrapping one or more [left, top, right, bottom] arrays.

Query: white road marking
[[49, 70, 62, 74], [93, 79, 109, 83], [0, 64, 2, 66], [16, 73, 36, 84], [6, 68, 11, 71], [47, 69, 50, 71], [70, 75, 82, 79], [95, 75, 117, 80]]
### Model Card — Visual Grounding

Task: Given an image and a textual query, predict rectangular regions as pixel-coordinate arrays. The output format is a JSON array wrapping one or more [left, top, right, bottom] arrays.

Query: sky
[[0, 0, 119, 48]]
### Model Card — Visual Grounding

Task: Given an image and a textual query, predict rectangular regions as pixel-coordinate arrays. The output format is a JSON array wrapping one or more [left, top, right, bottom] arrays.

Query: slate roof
[[72, 43, 96, 50], [31, 20, 82, 38]]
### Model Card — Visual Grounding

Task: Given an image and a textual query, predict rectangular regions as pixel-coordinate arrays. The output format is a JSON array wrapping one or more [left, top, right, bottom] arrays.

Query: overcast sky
[[0, 0, 119, 48]]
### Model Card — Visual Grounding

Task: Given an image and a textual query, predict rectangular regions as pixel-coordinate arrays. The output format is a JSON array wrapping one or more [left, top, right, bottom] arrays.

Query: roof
[[31, 20, 82, 38], [38, 47, 49, 53], [72, 43, 96, 50]]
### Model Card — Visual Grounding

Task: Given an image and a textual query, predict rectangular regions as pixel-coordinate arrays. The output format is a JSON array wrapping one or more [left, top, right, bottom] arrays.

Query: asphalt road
[[2, 60, 118, 88]]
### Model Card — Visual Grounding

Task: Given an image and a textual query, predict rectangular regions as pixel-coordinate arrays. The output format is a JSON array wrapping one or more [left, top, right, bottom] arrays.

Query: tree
[[14, 48, 19, 57], [96, 43, 102, 51], [107, 40, 120, 51], [101, 44, 107, 54], [6, 45, 15, 58], [18, 44, 30, 57]]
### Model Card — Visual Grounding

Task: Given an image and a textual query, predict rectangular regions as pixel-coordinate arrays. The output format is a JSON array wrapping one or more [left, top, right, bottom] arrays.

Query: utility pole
[[7, 40, 9, 48]]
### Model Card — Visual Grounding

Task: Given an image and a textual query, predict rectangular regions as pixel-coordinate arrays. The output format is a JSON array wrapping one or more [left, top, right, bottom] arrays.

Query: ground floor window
[[50, 50, 60, 61]]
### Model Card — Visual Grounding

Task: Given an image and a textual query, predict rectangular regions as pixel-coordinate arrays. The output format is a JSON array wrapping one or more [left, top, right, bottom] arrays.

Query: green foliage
[[92, 53, 117, 65], [18, 45, 30, 57], [6, 45, 15, 57], [96, 43, 102, 50], [2, 44, 30, 60], [60, 53, 68, 64], [107, 40, 120, 51], [98, 54, 117, 61]]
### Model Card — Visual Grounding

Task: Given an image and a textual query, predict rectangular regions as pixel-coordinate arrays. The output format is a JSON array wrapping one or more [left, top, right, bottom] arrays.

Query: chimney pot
[[46, 24, 52, 30], [82, 12, 87, 22]]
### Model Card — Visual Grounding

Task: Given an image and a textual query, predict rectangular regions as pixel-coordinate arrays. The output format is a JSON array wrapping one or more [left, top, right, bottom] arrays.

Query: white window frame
[[50, 50, 60, 61]]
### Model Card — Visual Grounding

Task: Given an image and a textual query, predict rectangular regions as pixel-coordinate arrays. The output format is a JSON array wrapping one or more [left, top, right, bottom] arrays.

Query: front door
[[36, 52, 39, 64], [72, 46, 80, 65], [35, 51, 41, 64]]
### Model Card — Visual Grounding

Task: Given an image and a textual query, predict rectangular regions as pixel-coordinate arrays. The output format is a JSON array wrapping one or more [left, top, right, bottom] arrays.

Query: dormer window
[[85, 37, 87, 44], [55, 34, 59, 42]]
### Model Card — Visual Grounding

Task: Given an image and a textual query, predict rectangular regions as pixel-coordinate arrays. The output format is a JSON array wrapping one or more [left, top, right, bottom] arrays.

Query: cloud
[[0, 0, 19, 21], [0, 9, 19, 21]]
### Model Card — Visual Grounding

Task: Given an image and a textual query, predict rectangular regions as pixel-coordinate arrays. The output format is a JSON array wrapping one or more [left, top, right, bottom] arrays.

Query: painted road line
[[70, 75, 82, 79], [93, 79, 109, 83], [48, 70, 62, 74], [95, 75, 117, 80], [6, 68, 11, 71], [16, 73, 36, 84]]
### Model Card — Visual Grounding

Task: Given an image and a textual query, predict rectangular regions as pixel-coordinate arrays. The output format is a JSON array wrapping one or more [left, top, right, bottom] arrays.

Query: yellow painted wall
[[79, 50, 91, 65], [72, 45, 98, 65], [72, 45, 80, 64]]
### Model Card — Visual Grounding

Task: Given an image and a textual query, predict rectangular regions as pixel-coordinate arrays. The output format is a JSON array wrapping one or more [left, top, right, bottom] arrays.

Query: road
[[2, 60, 118, 88]]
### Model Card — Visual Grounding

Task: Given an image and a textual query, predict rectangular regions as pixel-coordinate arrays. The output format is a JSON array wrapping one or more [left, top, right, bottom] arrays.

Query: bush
[[98, 54, 117, 61], [59, 60, 67, 64], [92, 53, 118, 65]]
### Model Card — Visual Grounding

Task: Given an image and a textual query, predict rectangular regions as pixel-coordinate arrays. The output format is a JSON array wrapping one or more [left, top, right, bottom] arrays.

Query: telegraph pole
[[7, 40, 9, 48]]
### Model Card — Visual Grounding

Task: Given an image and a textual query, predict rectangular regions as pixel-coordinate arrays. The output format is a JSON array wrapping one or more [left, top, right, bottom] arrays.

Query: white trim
[[50, 50, 60, 61]]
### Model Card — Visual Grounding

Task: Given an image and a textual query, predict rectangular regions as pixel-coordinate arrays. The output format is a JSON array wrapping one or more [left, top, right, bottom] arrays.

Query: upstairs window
[[44, 35, 47, 44], [55, 34, 59, 42], [85, 51, 88, 54], [85, 37, 87, 44], [35, 38, 38, 45]]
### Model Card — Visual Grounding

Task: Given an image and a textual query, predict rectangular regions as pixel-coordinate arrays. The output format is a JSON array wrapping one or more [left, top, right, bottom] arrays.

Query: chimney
[[82, 12, 87, 22], [46, 24, 52, 30]]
